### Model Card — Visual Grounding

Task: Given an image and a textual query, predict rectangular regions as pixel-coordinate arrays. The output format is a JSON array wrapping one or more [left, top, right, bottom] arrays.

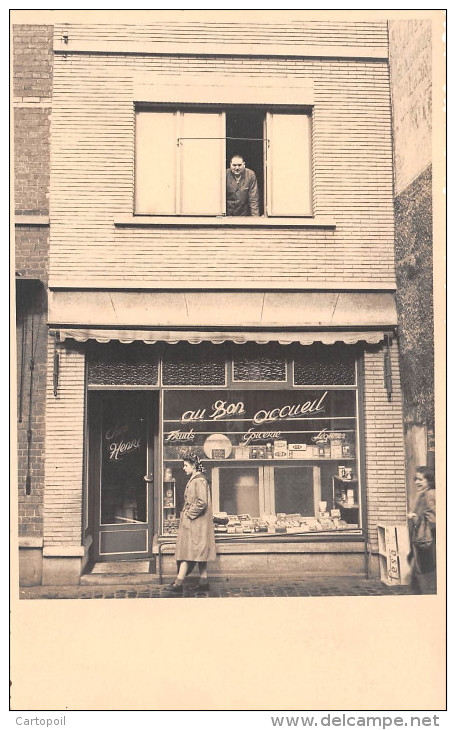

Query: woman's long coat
[[175, 472, 217, 562], [409, 487, 436, 593]]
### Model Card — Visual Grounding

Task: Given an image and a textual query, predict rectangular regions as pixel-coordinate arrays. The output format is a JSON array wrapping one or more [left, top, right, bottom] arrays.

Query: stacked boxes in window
[[273, 440, 288, 459]]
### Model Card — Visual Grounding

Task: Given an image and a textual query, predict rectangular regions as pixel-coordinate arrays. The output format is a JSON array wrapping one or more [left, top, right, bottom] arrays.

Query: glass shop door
[[90, 391, 156, 561]]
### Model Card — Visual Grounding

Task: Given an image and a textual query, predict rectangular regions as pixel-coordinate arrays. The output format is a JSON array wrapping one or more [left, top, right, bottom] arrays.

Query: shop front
[[84, 340, 370, 575], [44, 288, 404, 582]]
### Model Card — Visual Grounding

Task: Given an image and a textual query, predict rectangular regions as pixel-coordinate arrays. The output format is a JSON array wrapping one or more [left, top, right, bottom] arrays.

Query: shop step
[[80, 560, 159, 585], [90, 560, 154, 574], [80, 572, 161, 586]]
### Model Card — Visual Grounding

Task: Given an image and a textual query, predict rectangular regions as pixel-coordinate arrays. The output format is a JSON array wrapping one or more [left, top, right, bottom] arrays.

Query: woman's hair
[[182, 451, 206, 474], [416, 465, 435, 489]]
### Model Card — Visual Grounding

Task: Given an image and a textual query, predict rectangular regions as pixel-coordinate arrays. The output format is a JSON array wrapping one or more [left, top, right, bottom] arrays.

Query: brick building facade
[[14, 24, 53, 585], [15, 18, 418, 587]]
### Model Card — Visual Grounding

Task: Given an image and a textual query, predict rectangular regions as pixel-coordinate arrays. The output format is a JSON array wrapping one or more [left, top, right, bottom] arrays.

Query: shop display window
[[162, 388, 361, 536]]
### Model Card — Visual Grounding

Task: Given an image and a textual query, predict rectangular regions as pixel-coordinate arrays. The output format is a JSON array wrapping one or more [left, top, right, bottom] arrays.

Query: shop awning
[[57, 328, 387, 345], [49, 290, 397, 345]]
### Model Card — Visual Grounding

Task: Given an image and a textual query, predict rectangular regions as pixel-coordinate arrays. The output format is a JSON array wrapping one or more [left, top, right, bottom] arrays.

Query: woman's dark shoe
[[197, 581, 210, 591], [163, 581, 183, 594]]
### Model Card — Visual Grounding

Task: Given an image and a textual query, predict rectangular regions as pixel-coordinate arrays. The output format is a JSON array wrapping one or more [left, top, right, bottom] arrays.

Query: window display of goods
[[227, 515, 241, 526], [213, 511, 229, 525], [163, 516, 180, 534], [203, 433, 233, 459], [163, 511, 359, 536], [328, 438, 341, 456], [263, 514, 277, 526], [242, 524, 255, 533], [320, 518, 336, 530], [234, 446, 250, 459], [273, 440, 288, 459]]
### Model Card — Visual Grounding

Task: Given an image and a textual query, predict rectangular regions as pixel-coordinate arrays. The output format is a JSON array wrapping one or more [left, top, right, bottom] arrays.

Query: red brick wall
[[14, 25, 53, 543], [15, 226, 49, 283], [13, 25, 52, 216], [14, 108, 50, 216], [13, 25, 53, 99]]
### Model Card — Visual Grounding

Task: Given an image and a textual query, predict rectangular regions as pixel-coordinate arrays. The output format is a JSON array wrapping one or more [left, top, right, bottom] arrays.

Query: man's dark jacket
[[226, 168, 260, 216]]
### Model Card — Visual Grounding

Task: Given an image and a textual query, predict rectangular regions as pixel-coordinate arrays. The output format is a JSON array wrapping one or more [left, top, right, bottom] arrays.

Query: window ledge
[[15, 215, 50, 227], [154, 534, 364, 554], [114, 215, 336, 229]]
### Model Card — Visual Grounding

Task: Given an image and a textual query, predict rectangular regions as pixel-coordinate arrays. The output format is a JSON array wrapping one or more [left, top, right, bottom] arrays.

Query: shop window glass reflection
[[219, 468, 260, 517], [274, 467, 315, 516]]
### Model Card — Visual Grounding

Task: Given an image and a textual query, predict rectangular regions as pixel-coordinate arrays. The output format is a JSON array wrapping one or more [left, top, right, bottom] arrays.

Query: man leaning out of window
[[226, 154, 260, 216]]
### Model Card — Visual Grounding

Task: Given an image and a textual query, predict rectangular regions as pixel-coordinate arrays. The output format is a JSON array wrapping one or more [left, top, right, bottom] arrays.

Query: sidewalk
[[19, 575, 416, 600]]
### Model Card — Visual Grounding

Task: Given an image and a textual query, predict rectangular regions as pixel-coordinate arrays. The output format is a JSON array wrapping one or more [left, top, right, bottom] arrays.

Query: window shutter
[[179, 112, 225, 215], [135, 111, 177, 214], [266, 113, 312, 216]]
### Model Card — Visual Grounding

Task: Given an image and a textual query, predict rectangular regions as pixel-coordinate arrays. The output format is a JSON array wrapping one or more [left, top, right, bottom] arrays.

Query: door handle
[[143, 474, 153, 484]]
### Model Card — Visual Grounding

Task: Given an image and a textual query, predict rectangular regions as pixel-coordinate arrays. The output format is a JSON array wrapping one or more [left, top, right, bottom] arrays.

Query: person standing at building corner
[[163, 452, 216, 594], [226, 154, 260, 216], [407, 466, 436, 594]]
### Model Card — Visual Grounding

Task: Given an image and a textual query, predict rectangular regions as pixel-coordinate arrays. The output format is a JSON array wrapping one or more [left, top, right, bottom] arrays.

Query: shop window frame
[[84, 346, 368, 545], [161, 379, 365, 537]]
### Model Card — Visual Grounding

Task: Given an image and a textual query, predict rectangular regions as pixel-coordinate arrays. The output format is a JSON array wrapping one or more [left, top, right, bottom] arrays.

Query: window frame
[[161, 385, 363, 536], [134, 104, 314, 219]]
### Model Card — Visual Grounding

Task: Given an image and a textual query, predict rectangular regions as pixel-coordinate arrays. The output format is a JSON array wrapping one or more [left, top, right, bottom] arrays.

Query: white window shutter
[[179, 112, 225, 215], [266, 112, 312, 216], [135, 111, 177, 214]]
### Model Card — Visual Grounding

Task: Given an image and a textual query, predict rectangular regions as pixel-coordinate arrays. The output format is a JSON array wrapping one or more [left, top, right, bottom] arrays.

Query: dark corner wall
[[388, 19, 434, 500]]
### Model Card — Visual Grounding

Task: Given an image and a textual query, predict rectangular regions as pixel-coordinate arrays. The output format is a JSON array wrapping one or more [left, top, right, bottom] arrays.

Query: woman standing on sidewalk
[[407, 466, 436, 594], [164, 452, 216, 594]]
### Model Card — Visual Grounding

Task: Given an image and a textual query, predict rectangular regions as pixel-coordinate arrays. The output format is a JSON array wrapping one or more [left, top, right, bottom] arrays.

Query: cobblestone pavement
[[19, 576, 416, 600]]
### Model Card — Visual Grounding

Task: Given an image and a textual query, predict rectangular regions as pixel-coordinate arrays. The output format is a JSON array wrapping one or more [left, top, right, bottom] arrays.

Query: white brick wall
[[363, 338, 407, 549], [389, 19, 432, 194], [49, 26, 395, 287], [54, 20, 388, 49], [43, 338, 86, 546]]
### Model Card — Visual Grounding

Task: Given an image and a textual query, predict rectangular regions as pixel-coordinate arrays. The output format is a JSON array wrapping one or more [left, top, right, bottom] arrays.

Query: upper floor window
[[135, 108, 312, 217]]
